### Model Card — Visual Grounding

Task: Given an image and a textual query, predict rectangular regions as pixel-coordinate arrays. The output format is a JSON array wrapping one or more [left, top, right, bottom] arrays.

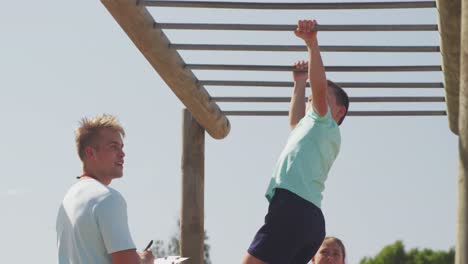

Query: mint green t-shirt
[[265, 108, 341, 208]]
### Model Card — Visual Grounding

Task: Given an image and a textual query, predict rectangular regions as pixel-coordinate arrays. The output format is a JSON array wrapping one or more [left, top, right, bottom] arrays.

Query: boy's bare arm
[[295, 20, 328, 116], [289, 60, 308, 129]]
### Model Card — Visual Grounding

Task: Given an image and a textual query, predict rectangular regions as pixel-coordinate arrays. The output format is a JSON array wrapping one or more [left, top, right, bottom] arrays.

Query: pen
[[144, 240, 153, 251]]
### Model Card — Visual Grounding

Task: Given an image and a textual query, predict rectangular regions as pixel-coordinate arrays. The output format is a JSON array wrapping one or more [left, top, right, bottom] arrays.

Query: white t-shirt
[[56, 178, 136, 264]]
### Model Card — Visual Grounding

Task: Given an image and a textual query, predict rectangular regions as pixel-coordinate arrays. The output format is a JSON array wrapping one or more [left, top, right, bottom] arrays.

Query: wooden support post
[[457, 1, 468, 263], [181, 109, 205, 264], [436, 0, 461, 135], [458, 143, 468, 264]]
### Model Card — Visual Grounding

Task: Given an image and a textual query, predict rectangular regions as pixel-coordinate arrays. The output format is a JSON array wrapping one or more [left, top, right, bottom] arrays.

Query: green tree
[[360, 241, 454, 264], [153, 220, 212, 264]]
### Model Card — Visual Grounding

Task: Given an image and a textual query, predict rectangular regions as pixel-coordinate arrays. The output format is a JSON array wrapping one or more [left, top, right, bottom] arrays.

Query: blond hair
[[75, 114, 125, 161]]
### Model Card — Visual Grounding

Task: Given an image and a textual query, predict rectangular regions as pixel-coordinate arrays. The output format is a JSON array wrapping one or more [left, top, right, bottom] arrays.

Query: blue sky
[[0, 0, 457, 263]]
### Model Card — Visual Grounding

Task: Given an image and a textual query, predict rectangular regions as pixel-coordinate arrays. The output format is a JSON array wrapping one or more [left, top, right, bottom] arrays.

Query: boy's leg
[[242, 253, 267, 264], [289, 237, 325, 264], [244, 189, 321, 264], [244, 202, 300, 264], [290, 200, 325, 264]]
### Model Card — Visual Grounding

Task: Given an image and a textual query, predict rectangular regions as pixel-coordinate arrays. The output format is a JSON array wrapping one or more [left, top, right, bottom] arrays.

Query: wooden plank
[[223, 110, 447, 116], [157, 23, 437, 31], [212, 96, 445, 103], [457, 0, 468, 263], [437, 0, 461, 135], [145, 0, 436, 9], [172, 44, 440, 52], [101, 0, 230, 139], [200, 80, 444, 88], [186, 64, 442, 72]]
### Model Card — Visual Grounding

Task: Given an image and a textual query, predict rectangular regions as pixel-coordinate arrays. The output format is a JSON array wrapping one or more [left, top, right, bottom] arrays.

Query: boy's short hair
[[327, 80, 349, 125], [75, 114, 125, 161]]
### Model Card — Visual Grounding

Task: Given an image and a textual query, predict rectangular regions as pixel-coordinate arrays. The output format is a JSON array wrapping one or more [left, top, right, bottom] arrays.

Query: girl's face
[[312, 240, 345, 264]]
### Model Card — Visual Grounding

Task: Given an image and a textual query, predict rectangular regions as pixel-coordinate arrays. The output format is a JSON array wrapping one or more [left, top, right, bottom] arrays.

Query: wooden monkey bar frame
[[100, 1, 467, 263]]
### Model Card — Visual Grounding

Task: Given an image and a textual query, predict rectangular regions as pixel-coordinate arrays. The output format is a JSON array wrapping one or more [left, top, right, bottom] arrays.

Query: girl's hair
[[323, 236, 346, 261]]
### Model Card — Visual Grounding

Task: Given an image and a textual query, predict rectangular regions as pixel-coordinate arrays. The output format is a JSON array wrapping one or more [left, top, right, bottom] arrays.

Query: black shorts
[[247, 188, 325, 264]]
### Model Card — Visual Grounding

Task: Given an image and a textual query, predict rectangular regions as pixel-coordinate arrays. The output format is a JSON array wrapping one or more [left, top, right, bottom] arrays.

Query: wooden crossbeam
[[212, 96, 445, 103], [145, 1, 436, 10], [223, 110, 447, 116], [101, 0, 230, 139], [186, 64, 442, 72], [172, 44, 440, 52], [156, 23, 437, 31], [200, 81, 444, 88]]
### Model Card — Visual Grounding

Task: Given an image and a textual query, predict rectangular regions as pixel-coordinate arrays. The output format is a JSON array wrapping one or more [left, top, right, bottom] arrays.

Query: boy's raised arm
[[289, 60, 308, 129], [294, 19, 328, 117]]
